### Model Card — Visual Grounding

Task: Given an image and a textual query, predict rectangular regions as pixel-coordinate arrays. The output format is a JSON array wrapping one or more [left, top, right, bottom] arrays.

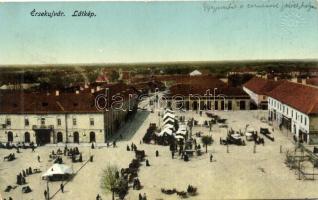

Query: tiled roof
[[267, 81, 318, 115], [169, 83, 248, 97], [306, 77, 318, 86], [0, 83, 138, 114], [0, 91, 98, 114], [243, 77, 283, 95]]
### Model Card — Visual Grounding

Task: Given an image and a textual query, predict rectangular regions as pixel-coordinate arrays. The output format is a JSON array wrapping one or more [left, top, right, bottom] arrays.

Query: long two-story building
[[0, 83, 138, 145], [267, 81, 318, 144]]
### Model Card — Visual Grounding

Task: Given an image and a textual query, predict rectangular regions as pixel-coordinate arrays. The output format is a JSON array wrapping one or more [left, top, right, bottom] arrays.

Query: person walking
[[37, 155, 40, 162], [60, 183, 64, 193], [143, 193, 147, 200], [44, 190, 47, 199], [210, 154, 213, 162]]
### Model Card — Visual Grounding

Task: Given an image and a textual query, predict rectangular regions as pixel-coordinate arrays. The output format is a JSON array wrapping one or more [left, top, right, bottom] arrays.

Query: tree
[[201, 136, 213, 153], [109, 70, 120, 82], [100, 165, 119, 200]]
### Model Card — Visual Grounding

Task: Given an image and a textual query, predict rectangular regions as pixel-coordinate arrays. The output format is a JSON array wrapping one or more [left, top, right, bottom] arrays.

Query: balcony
[[32, 125, 54, 130]]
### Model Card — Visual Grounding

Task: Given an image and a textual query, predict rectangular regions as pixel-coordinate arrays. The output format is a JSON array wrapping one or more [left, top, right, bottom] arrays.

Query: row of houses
[[163, 75, 252, 111], [244, 77, 318, 144]]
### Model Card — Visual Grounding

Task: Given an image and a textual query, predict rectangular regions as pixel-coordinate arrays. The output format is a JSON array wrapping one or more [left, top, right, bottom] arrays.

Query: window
[[25, 118, 29, 126], [6, 118, 11, 126], [73, 118, 77, 126], [287, 108, 288, 115], [90, 118, 94, 126], [41, 118, 45, 125], [292, 110, 293, 118], [57, 118, 61, 126], [301, 115, 303, 123], [305, 117, 307, 126]]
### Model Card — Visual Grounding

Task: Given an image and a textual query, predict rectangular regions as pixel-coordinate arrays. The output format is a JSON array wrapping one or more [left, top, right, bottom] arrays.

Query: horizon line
[[0, 58, 318, 68]]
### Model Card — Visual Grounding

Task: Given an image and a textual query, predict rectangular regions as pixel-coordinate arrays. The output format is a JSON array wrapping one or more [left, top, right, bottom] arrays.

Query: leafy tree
[[201, 136, 213, 153], [109, 70, 120, 82], [100, 165, 119, 200]]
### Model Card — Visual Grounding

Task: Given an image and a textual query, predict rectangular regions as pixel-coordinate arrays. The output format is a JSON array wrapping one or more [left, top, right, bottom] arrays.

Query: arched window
[[24, 132, 30, 143], [89, 132, 96, 143], [57, 132, 63, 143], [7, 131, 13, 142], [73, 132, 79, 143]]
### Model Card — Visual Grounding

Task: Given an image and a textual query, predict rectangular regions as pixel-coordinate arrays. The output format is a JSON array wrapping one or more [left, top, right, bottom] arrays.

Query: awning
[[164, 117, 175, 124], [42, 164, 73, 178], [156, 127, 174, 136]]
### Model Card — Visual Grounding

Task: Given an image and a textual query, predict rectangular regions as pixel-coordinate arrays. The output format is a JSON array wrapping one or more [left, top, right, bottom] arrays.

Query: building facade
[[267, 81, 318, 144], [164, 80, 251, 111], [0, 83, 138, 144]]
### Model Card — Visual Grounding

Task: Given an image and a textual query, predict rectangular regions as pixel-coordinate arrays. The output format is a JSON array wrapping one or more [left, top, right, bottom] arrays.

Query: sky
[[0, 1, 318, 65]]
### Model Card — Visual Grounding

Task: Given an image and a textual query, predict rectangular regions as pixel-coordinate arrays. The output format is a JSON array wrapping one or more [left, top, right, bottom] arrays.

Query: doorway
[[90, 132, 96, 143], [35, 130, 51, 145], [73, 132, 79, 143], [57, 132, 63, 143], [24, 132, 30, 143], [7, 131, 13, 142]]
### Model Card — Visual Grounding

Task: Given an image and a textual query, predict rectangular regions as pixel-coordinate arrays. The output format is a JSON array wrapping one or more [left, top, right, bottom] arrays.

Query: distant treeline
[[0, 60, 317, 86]]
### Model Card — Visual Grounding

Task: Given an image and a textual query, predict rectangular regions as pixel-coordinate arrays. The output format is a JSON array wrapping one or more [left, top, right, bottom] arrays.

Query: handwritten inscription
[[203, 1, 317, 13], [30, 9, 96, 18]]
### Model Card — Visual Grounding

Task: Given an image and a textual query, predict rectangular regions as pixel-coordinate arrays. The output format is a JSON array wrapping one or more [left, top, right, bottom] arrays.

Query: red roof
[[307, 77, 318, 86], [169, 84, 248, 97], [267, 81, 318, 115], [0, 83, 138, 114], [243, 77, 283, 95]]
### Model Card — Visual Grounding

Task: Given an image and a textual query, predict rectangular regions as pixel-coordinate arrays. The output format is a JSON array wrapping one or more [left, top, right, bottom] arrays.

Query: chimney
[[96, 86, 101, 91], [91, 88, 95, 93], [301, 78, 307, 85], [75, 90, 79, 94], [55, 90, 59, 96]]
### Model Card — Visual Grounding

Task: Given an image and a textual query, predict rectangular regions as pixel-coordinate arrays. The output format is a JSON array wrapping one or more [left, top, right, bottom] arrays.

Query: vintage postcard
[[0, 1, 318, 200]]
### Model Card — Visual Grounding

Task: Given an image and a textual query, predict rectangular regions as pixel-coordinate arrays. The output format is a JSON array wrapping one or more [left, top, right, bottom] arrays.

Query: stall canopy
[[164, 124, 175, 130], [176, 129, 187, 136], [163, 117, 175, 125], [156, 127, 173, 136], [42, 164, 74, 178], [174, 135, 184, 139], [164, 109, 174, 114], [163, 113, 175, 120]]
